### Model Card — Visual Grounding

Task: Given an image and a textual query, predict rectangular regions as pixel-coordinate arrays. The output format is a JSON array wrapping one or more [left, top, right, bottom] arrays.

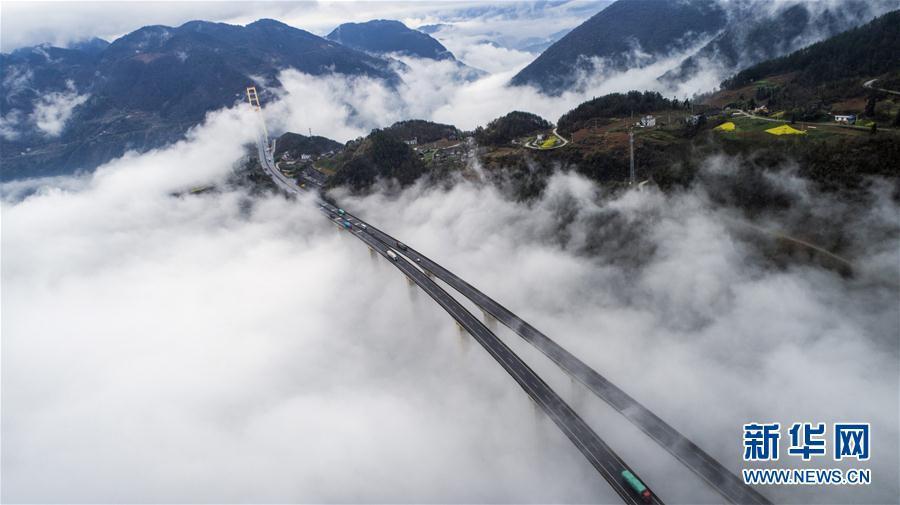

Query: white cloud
[[414, 1, 610, 53], [447, 40, 536, 74], [0, 108, 613, 504], [30, 80, 90, 137], [268, 70, 399, 141], [336, 165, 900, 505], [2, 3, 899, 502], [2, 94, 898, 502], [0, 109, 24, 140], [2, 64, 33, 97], [263, 43, 714, 141], [0, 1, 608, 52]]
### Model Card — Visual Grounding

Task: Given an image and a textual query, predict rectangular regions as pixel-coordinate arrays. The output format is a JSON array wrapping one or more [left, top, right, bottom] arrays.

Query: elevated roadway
[[256, 136, 302, 195], [320, 205, 662, 505], [252, 134, 762, 504], [328, 207, 771, 505], [252, 140, 664, 502]]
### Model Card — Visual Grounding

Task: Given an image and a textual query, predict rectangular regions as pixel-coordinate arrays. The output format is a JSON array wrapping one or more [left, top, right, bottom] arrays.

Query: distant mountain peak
[[326, 19, 456, 61], [1, 18, 402, 181], [660, 0, 892, 89], [510, 0, 893, 95], [247, 18, 293, 30], [362, 19, 405, 28], [67, 37, 110, 55], [510, 0, 727, 94]]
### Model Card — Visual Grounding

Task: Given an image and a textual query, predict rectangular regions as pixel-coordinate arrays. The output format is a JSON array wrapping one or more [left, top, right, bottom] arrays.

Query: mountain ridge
[[661, 0, 889, 88], [511, 0, 895, 95], [327, 19, 455, 61], [510, 0, 727, 94], [1, 18, 401, 180]]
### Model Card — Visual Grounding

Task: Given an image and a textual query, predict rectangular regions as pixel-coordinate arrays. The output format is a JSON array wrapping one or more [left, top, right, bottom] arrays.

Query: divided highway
[[256, 135, 302, 195], [320, 206, 662, 505], [253, 135, 766, 504], [255, 137, 661, 503], [329, 209, 771, 505]]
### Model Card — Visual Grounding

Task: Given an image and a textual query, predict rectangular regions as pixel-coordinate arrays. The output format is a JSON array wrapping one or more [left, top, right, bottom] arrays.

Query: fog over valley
[[4, 84, 899, 503], [2, 1, 899, 504]]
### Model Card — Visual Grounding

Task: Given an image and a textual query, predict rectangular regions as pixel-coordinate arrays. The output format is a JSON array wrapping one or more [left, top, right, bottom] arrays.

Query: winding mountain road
[[864, 78, 900, 96], [524, 128, 570, 150]]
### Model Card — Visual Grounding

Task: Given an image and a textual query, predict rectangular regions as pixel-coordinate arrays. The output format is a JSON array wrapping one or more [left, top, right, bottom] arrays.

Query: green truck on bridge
[[621, 470, 652, 503]]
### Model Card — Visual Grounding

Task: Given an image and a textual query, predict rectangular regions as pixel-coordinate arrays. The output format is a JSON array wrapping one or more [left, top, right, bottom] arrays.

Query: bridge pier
[[369, 247, 377, 259], [528, 398, 549, 455], [530, 397, 544, 424], [406, 276, 418, 301], [455, 321, 469, 353], [570, 376, 586, 408], [482, 309, 497, 331]]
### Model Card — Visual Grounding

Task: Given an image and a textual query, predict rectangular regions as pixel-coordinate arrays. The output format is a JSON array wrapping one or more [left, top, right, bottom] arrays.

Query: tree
[[870, 122, 877, 135], [865, 95, 878, 117], [556, 91, 675, 134], [475, 111, 551, 145], [721, 11, 900, 90]]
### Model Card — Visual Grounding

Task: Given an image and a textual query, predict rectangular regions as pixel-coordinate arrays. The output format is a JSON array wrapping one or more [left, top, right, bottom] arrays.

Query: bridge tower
[[246, 86, 271, 150]]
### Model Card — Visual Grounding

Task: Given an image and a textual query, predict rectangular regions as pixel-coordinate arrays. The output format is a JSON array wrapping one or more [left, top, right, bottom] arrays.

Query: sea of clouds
[[5, 0, 894, 142], [2, 1, 900, 503], [264, 47, 717, 145], [0, 0, 609, 52], [2, 73, 898, 503]]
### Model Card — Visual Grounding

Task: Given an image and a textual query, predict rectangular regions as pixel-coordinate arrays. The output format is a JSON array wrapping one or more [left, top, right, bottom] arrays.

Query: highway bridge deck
[[253, 135, 765, 504], [341, 215, 663, 505], [333, 208, 770, 505]]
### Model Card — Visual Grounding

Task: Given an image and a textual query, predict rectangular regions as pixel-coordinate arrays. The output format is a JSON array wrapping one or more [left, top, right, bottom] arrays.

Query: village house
[[834, 114, 857, 124]]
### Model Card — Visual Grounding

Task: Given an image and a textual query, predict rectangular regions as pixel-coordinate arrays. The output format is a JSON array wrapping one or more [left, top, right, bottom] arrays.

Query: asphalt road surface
[[256, 136, 302, 195], [319, 204, 663, 505], [253, 136, 751, 504], [331, 208, 770, 505], [864, 78, 900, 96]]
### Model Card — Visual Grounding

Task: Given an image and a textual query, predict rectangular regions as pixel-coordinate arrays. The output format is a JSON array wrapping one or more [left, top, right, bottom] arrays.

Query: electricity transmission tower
[[629, 128, 635, 185]]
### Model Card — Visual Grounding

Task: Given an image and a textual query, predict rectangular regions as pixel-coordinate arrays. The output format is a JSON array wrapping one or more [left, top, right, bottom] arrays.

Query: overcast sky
[[0, 0, 610, 52]]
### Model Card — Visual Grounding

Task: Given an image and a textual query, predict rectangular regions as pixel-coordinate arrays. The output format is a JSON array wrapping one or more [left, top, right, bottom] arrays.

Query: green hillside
[[474, 111, 552, 146], [722, 10, 899, 90]]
